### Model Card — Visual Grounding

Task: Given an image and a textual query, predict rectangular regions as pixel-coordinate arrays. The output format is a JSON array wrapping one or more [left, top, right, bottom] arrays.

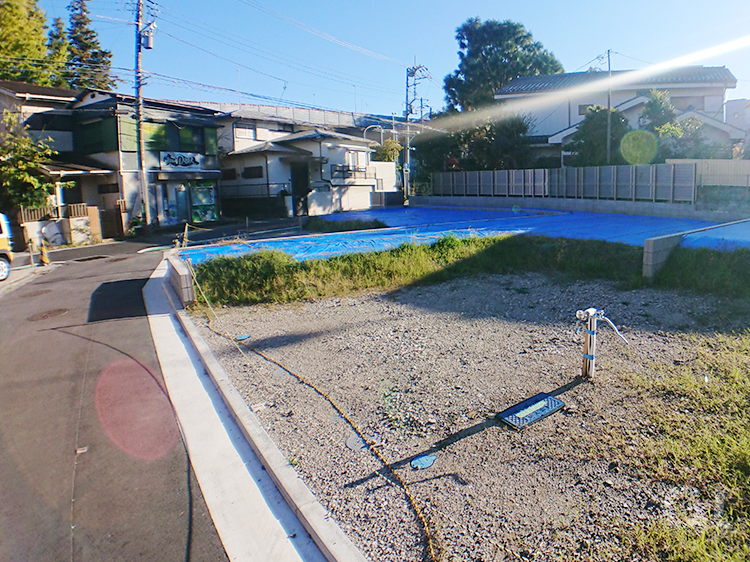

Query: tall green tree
[[67, 0, 115, 90], [568, 106, 630, 166], [444, 18, 563, 111], [46, 17, 71, 88], [0, 110, 57, 213], [0, 0, 52, 85]]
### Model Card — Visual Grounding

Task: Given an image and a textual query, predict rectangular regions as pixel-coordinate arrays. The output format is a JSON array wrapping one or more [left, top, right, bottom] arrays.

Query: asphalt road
[[0, 249, 228, 561]]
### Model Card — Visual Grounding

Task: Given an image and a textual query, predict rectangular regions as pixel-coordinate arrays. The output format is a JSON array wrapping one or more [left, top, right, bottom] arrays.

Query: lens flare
[[620, 130, 658, 165]]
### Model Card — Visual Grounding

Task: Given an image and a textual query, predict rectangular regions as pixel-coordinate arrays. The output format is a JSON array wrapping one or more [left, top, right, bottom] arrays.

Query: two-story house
[[494, 66, 746, 162], [215, 107, 402, 217]]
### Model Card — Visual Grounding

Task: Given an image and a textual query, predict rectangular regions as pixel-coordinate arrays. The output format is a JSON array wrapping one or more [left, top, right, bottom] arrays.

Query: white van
[[0, 213, 13, 281]]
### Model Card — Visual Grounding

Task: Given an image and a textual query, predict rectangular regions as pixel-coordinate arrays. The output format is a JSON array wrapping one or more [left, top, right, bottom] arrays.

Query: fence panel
[[494, 170, 509, 196], [582, 167, 599, 198], [429, 162, 698, 205], [531, 169, 546, 196], [454, 172, 466, 196], [480, 171, 494, 196], [673, 163, 696, 202], [600, 166, 615, 199], [510, 170, 525, 196], [655, 164, 674, 202], [466, 171, 480, 196], [565, 167, 578, 197], [616, 166, 634, 200], [634, 165, 653, 200]]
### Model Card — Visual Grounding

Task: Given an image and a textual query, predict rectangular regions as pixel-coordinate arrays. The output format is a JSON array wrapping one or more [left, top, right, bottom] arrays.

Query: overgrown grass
[[193, 234, 645, 306], [624, 332, 750, 561], [302, 216, 388, 233], [655, 246, 750, 298]]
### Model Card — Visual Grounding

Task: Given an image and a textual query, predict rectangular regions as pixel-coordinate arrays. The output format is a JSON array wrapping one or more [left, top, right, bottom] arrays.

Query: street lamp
[[363, 125, 384, 144]]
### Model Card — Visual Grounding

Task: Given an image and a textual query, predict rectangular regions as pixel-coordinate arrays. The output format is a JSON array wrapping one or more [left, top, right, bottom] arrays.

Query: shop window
[[242, 166, 264, 179]]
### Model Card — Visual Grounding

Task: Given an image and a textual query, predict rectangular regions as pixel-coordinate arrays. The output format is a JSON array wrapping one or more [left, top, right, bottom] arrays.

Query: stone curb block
[[174, 309, 368, 562]]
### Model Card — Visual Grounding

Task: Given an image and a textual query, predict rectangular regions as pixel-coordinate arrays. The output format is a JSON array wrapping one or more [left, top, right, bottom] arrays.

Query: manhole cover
[[28, 308, 68, 321], [18, 289, 52, 298], [73, 255, 109, 262]]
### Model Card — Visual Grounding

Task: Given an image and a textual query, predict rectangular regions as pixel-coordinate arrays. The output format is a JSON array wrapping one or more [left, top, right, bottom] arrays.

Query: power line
[[234, 0, 408, 67], [147, 3, 401, 95]]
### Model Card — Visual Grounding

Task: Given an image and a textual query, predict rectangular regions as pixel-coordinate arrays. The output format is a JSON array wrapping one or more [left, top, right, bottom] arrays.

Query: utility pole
[[403, 61, 430, 194], [135, 0, 152, 227], [606, 49, 612, 165]]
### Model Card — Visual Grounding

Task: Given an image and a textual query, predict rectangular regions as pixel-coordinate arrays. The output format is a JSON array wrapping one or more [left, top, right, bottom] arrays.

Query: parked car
[[0, 213, 13, 281]]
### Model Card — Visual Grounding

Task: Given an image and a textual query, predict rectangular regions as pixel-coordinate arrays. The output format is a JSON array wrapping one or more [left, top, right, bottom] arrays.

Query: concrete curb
[[174, 309, 369, 562]]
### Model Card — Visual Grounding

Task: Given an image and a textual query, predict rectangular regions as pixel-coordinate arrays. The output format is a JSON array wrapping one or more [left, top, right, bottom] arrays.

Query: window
[[178, 125, 204, 153], [205, 127, 218, 155], [144, 122, 167, 151], [222, 168, 237, 180], [78, 118, 118, 154], [97, 184, 119, 194], [242, 166, 264, 179], [235, 124, 255, 140]]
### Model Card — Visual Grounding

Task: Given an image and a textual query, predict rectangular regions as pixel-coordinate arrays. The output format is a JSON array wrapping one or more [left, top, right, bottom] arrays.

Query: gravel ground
[[193, 273, 745, 561]]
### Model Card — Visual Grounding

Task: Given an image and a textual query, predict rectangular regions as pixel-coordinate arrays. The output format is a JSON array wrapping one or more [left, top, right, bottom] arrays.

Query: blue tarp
[[681, 221, 750, 251], [179, 207, 722, 266]]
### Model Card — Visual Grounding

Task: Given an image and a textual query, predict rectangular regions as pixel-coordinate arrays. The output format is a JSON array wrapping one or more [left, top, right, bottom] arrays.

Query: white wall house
[[217, 109, 402, 217], [494, 66, 747, 162]]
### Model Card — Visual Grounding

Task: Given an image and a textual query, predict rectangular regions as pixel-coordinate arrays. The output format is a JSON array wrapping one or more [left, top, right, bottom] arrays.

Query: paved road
[[0, 250, 228, 561]]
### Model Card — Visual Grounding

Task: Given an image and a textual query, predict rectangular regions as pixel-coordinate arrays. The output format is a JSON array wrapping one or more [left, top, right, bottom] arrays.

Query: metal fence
[[430, 163, 698, 204]]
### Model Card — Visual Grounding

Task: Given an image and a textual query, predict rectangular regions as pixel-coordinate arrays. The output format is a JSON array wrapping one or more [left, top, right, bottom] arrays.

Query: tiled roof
[[495, 66, 737, 96], [0, 80, 80, 99]]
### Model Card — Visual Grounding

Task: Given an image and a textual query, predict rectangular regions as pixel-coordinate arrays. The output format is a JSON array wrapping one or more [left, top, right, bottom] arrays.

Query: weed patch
[[192, 235, 645, 306], [624, 332, 750, 560]]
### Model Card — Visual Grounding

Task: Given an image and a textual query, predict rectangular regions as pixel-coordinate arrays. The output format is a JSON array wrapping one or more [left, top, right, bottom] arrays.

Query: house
[[494, 66, 747, 163], [215, 107, 403, 217], [21, 90, 408, 235], [28, 89, 223, 234]]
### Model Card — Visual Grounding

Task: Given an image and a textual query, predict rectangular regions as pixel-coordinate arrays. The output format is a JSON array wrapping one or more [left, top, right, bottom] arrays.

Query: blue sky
[[37, 0, 750, 117]]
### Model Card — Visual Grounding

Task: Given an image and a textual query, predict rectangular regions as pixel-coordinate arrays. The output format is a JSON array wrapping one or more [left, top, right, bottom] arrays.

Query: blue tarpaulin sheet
[[681, 221, 750, 251], [179, 207, 723, 266]]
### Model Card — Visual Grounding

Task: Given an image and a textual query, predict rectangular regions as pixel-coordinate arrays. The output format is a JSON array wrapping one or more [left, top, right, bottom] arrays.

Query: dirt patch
[[194, 273, 743, 561]]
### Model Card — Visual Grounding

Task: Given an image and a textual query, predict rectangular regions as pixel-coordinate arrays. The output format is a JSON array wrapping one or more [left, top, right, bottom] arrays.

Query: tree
[[638, 90, 723, 161], [456, 114, 535, 170], [0, 0, 53, 85], [371, 138, 403, 162], [0, 110, 57, 213], [444, 18, 563, 112], [639, 89, 677, 132], [568, 106, 630, 166], [46, 17, 72, 88], [67, 0, 115, 90]]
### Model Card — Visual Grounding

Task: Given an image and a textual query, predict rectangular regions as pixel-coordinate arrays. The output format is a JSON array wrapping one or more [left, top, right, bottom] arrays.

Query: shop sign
[[160, 152, 202, 170]]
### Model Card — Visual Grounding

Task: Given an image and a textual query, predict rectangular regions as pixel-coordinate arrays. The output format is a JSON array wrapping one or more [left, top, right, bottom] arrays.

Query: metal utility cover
[[496, 392, 564, 430]]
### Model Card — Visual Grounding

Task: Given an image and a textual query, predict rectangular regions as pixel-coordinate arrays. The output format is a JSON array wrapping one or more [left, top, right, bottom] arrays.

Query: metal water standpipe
[[575, 308, 629, 378]]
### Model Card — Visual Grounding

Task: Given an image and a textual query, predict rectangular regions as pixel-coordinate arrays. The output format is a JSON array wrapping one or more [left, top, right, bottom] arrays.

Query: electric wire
[[234, 0, 408, 67], [148, 4, 402, 95], [185, 260, 440, 562]]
